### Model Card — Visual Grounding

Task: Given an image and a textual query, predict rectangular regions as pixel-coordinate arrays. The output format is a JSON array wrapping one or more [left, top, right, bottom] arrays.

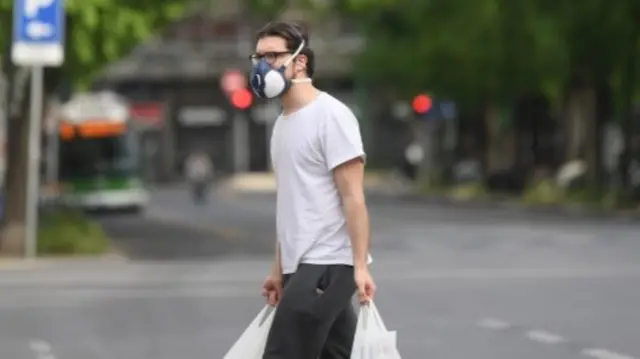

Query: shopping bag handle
[[258, 305, 277, 327], [360, 301, 388, 332]]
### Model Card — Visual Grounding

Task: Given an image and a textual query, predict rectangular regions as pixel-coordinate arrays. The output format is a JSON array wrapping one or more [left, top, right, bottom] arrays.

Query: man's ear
[[295, 55, 308, 73]]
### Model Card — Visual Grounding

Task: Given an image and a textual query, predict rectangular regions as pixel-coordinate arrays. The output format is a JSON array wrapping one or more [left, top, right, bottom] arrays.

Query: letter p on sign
[[24, 0, 55, 18]]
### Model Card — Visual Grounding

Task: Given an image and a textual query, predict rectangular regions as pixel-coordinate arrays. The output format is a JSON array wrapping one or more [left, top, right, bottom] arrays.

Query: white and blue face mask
[[249, 40, 311, 100]]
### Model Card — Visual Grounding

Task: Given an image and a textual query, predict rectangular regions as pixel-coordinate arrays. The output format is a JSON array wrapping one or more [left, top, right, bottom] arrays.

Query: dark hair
[[255, 21, 316, 78]]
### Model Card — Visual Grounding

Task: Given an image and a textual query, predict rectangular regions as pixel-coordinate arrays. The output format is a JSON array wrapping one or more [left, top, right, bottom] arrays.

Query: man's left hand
[[354, 267, 376, 304]]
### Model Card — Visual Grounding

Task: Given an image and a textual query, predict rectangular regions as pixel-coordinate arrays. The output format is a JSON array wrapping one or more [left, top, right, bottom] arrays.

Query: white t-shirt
[[271, 92, 372, 274]]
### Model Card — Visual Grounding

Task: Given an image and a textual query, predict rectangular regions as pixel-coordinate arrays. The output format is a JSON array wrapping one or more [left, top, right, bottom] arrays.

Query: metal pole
[[25, 66, 43, 259], [265, 117, 272, 171], [233, 112, 249, 173], [0, 69, 6, 188], [45, 99, 59, 185]]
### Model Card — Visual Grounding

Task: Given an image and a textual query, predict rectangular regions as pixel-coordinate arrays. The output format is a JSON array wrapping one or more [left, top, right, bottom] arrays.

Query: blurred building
[[93, 1, 364, 182]]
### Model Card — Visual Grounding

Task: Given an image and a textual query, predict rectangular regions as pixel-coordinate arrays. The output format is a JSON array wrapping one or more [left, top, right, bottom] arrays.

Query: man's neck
[[281, 83, 320, 115]]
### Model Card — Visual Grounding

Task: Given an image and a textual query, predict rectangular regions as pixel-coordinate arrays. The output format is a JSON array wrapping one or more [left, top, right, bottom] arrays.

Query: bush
[[522, 179, 565, 205], [416, 179, 488, 200], [38, 207, 110, 255], [448, 182, 488, 200], [522, 180, 623, 209]]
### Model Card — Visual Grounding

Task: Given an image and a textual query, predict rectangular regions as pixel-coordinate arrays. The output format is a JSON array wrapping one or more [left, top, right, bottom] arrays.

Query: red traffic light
[[231, 88, 253, 110], [412, 94, 432, 114]]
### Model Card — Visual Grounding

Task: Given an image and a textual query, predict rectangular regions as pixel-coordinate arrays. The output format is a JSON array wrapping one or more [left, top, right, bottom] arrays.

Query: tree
[[327, 0, 639, 189], [331, 0, 567, 178], [0, 0, 186, 255], [542, 0, 640, 187]]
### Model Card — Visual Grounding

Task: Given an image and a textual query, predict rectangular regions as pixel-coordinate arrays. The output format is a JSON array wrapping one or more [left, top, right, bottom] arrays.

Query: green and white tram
[[57, 92, 148, 213]]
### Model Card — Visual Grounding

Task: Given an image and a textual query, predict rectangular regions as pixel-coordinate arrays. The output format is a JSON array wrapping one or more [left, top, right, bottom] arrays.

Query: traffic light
[[221, 69, 253, 111], [230, 88, 253, 110], [412, 94, 432, 115]]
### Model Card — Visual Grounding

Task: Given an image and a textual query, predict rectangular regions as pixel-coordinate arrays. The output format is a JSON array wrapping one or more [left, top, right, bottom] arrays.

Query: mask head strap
[[284, 26, 312, 84], [283, 40, 305, 67]]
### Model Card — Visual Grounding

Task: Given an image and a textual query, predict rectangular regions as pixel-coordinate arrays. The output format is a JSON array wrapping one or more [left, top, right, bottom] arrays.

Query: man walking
[[249, 21, 376, 359], [184, 151, 213, 204]]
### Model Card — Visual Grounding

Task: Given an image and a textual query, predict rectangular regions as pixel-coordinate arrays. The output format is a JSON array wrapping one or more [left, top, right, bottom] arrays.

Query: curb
[[219, 172, 402, 195], [144, 210, 246, 241], [0, 259, 44, 271], [403, 195, 640, 221]]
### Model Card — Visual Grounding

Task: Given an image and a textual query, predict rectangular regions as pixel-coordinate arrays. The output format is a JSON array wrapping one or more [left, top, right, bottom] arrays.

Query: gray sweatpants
[[262, 264, 357, 359]]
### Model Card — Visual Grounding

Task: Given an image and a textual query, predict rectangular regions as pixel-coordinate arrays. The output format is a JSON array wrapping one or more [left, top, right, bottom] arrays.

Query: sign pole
[[25, 66, 44, 259], [45, 99, 60, 186], [12, 0, 65, 259], [232, 112, 249, 173]]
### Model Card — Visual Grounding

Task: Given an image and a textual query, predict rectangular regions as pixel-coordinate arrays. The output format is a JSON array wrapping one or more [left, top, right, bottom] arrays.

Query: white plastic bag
[[223, 305, 276, 359], [351, 301, 402, 359]]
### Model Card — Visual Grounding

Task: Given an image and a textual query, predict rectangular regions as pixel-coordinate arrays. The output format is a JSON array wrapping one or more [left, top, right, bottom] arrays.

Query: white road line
[[582, 348, 636, 359], [4, 286, 258, 300], [477, 319, 637, 359], [477, 317, 511, 330], [525, 330, 566, 344], [3, 266, 639, 288], [29, 339, 56, 359]]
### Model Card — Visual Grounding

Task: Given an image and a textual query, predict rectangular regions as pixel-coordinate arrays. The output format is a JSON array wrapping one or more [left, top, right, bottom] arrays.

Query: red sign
[[129, 103, 164, 127]]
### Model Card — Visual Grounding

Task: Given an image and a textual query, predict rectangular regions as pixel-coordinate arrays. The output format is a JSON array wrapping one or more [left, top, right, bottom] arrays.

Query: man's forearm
[[344, 197, 370, 269], [272, 238, 282, 275]]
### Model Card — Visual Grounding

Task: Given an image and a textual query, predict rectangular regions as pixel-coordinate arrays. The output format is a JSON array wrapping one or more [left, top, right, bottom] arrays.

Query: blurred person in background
[[184, 150, 213, 204], [249, 21, 375, 359]]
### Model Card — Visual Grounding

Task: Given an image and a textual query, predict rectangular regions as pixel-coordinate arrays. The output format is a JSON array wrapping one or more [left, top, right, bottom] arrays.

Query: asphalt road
[[1, 185, 640, 359]]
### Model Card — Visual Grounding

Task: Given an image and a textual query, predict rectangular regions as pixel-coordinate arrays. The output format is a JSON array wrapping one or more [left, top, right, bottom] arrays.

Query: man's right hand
[[262, 272, 283, 306]]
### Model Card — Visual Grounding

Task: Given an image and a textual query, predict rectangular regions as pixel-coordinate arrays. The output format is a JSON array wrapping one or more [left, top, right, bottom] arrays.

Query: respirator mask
[[249, 40, 311, 100]]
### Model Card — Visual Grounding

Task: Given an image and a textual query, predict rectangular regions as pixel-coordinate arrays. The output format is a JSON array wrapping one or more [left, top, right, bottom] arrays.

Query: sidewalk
[[0, 258, 44, 271], [218, 173, 640, 220], [220, 171, 411, 195], [0, 252, 128, 271], [403, 192, 640, 220]]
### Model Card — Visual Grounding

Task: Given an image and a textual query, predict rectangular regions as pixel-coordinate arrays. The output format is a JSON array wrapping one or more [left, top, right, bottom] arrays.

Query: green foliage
[[37, 207, 109, 255], [449, 183, 488, 201], [247, 0, 287, 19], [0, 0, 187, 89], [417, 180, 488, 200], [347, 0, 567, 105], [343, 0, 639, 109], [522, 180, 625, 209], [522, 179, 565, 205]]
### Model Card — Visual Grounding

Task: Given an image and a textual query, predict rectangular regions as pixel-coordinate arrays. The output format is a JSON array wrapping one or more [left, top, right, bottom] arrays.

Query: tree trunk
[[583, 85, 599, 185], [564, 76, 611, 189], [564, 85, 589, 162], [0, 61, 31, 256], [485, 103, 515, 173], [619, 25, 638, 190], [1, 12, 65, 256]]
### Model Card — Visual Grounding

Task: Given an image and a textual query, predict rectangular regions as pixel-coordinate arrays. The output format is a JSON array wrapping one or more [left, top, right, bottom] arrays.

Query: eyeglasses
[[249, 51, 291, 65]]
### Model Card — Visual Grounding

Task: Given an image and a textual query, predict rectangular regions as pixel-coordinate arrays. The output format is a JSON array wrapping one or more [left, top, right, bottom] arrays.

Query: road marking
[[477, 317, 511, 330], [582, 348, 636, 359], [477, 318, 637, 359], [383, 267, 640, 280], [525, 330, 566, 344], [0, 287, 259, 309], [3, 286, 258, 300], [2, 265, 640, 288], [29, 339, 56, 359]]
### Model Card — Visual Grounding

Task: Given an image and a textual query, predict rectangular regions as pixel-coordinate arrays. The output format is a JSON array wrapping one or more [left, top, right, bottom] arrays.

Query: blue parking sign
[[12, 0, 65, 66]]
